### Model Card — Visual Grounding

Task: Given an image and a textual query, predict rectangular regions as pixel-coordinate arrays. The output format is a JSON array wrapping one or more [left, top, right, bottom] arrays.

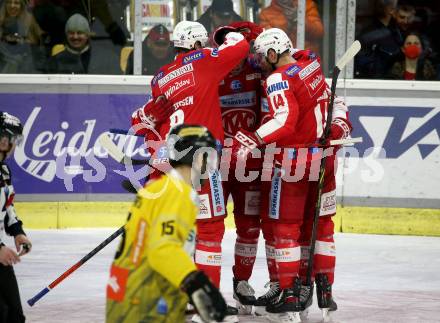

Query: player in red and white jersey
[[230, 28, 352, 322], [131, 20, 250, 323], [213, 21, 265, 315]]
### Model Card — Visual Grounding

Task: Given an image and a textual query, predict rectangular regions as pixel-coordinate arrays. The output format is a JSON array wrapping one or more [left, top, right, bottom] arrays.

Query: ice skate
[[299, 283, 314, 321], [233, 278, 256, 315], [254, 281, 281, 316], [316, 274, 337, 323], [191, 305, 239, 323], [266, 278, 302, 323]]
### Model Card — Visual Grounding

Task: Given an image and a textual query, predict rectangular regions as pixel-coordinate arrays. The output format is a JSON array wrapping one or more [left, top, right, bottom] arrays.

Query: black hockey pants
[[0, 264, 25, 323]]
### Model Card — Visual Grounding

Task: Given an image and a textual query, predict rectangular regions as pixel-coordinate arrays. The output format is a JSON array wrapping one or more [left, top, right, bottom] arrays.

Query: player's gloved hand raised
[[229, 21, 263, 43], [213, 26, 238, 46], [328, 118, 352, 141], [231, 129, 264, 166], [181, 271, 227, 323], [135, 95, 174, 130], [292, 49, 319, 62]]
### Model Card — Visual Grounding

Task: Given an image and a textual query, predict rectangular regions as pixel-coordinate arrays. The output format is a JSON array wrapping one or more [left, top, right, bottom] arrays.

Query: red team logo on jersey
[[222, 108, 257, 137]]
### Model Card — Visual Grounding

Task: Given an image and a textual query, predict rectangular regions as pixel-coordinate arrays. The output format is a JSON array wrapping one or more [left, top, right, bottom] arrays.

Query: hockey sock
[[232, 216, 259, 281], [261, 219, 278, 281], [195, 219, 225, 288], [273, 222, 301, 289], [314, 216, 336, 284]]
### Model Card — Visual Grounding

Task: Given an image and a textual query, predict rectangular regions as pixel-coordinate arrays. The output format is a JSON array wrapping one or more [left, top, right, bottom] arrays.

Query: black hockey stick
[[305, 41, 361, 290], [28, 226, 124, 306]]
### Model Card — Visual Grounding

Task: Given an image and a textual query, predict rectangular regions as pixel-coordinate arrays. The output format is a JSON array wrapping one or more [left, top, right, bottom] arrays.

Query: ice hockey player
[[231, 28, 351, 322], [0, 112, 32, 323], [106, 124, 227, 323], [212, 21, 264, 315], [131, 20, 250, 322]]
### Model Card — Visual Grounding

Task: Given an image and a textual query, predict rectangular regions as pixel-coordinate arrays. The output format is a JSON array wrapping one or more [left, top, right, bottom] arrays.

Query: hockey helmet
[[173, 21, 208, 50], [254, 28, 294, 57], [167, 124, 217, 168], [0, 111, 23, 146]]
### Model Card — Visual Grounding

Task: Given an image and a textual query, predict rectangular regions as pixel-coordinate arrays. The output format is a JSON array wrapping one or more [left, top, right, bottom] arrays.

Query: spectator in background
[[393, 4, 415, 33], [47, 13, 120, 74], [125, 24, 174, 75], [31, 0, 128, 48], [355, 0, 403, 78], [388, 32, 436, 80], [258, 0, 323, 54], [197, 0, 242, 35], [0, 0, 43, 73]]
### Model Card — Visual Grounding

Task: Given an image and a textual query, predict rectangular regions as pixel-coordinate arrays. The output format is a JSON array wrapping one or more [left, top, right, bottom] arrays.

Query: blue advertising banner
[[1, 93, 149, 195]]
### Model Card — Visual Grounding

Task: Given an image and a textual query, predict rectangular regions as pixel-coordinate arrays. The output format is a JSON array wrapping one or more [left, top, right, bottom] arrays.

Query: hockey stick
[[109, 128, 144, 137], [98, 133, 149, 166], [27, 226, 124, 306], [305, 41, 361, 290]]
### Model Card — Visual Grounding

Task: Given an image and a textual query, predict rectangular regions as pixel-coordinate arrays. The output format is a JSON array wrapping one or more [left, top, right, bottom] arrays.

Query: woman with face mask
[[388, 32, 436, 80]]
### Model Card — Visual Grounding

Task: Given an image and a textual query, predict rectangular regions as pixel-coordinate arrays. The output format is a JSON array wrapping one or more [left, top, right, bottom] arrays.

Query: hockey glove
[[213, 25, 238, 47], [135, 95, 174, 130], [328, 117, 352, 141], [229, 21, 263, 43], [231, 129, 264, 166], [181, 271, 227, 323]]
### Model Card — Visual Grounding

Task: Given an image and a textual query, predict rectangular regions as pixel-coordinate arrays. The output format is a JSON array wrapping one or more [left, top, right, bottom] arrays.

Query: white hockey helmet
[[254, 28, 294, 57], [173, 21, 209, 50]]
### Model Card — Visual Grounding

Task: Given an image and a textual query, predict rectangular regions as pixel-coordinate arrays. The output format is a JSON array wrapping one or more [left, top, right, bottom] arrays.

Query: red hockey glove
[[213, 25, 238, 47], [231, 129, 264, 165], [328, 117, 352, 141], [136, 95, 173, 130], [229, 21, 263, 43], [292, 49, 320, 63]]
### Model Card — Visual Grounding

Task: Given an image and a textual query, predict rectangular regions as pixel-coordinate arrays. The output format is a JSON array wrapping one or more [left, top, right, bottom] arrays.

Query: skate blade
[[321, 308, 337, 323], [254, 305, 267, 316], [267, 311, 302, 323], [191, 314, 239, 323], [300, 308, 309, 321], [236, 301, 253, 315]]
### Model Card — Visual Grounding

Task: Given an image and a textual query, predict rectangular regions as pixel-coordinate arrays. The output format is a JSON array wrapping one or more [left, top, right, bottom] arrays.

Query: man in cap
[[125, 24, 174, 75], [47, 13, 120, 74]]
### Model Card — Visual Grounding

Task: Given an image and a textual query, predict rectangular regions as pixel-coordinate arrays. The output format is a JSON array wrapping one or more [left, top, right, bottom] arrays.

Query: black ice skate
[[191, 304, 238, 323], [299, 283, 314, 321], [266, 278, 302, 323], [254, 281, 281, 316], [233, 278, 256, 315], [316, 273, 337, 322]]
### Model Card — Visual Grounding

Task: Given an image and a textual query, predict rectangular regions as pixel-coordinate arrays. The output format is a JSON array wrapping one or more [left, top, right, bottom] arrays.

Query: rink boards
[[0, 75, 439, 235]]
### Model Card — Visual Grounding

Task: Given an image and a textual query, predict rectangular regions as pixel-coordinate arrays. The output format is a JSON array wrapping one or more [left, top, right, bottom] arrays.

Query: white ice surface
[[7, 229, 440, 323]]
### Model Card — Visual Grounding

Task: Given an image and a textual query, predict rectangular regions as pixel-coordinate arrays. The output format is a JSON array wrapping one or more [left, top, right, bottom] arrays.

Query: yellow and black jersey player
[[106, 124, 227, 323]]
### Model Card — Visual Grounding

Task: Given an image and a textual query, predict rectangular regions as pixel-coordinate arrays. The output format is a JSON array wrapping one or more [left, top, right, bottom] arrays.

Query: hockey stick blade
[[329, 136, 362, 146], [335, 40, 361, 72], [110, 128, 144, 138], [98, 134, 149, 165]]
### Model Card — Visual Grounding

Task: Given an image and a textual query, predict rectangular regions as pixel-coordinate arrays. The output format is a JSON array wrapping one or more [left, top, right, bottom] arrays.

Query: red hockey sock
[[273, 222, 301, 289], [195, 219, 225, 288], [233, 216, 260, 281], [261, 220, 278, 281], [314, 216, 336, 284]]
